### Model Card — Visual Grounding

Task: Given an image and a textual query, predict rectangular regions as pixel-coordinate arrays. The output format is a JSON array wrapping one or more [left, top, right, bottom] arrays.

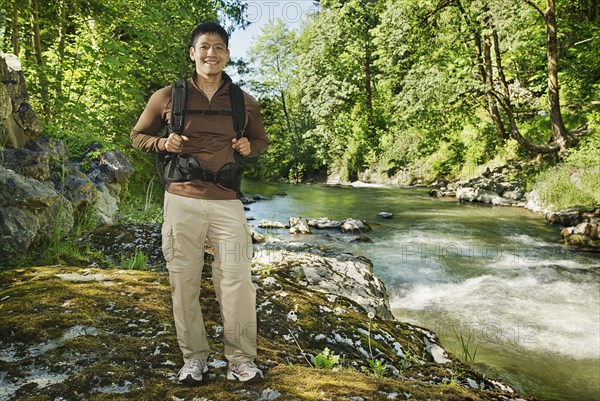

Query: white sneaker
[[178, 359, 208, 385], [226, 361, 264, 382]]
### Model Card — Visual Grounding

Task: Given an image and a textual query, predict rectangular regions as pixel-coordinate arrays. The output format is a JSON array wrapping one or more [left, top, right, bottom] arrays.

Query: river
[[242, 181, 600, 401]]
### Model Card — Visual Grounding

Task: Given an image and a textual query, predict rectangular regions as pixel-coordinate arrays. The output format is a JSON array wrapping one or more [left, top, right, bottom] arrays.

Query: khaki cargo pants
[[161, 191, 256, 364]]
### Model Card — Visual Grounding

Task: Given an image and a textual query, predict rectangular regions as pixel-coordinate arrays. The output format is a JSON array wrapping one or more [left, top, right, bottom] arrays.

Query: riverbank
[[0, 245, 539, 400], [326, 166, 600, 252]]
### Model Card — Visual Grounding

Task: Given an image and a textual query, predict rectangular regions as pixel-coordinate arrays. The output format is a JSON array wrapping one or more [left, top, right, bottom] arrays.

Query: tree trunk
[[496, 94, 560, 154], [56, 0, 68, 103], [492, 29, 510, 99], [524, 0, 569, 154], [30, 0, 49, 114], [364, 47, 375, 145], [11, 1, 19, 55], [545, 0, 569, 154], [481, 32, 508, 138], [280, 90, 292, 134]]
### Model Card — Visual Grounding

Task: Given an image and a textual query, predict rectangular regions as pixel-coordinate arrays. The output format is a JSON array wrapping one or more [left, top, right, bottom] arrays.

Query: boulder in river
[[339, 218, 372, 234], [307, 217, 342, 229], [259, 219, 287, 229], [289, 216, 312, 234]]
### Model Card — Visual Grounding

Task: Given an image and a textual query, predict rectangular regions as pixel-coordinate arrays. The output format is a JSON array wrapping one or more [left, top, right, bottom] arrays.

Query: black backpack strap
[[229, 83, 246, 140], [170, 78, 187, 134]]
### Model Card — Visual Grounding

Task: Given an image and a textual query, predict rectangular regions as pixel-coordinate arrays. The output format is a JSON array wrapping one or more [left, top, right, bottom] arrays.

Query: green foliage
[[1, 0, 246, 210], [532, 115, 600, 209], [398, 348, 418, 374], [245, 20, 324, 182], [3, 0, 599, 202], [360, 358, 387, 377], [311, 347, 340, 370], [121, 249, 149, 270], [453, 327, 478, 364]]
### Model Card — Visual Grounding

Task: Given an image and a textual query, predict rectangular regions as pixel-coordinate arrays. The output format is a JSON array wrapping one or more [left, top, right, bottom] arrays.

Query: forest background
[[1, 0, 599, 223]]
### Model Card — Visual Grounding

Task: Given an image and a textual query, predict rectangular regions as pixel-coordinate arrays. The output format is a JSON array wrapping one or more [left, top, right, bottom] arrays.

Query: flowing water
[[242, 181, 600, 401]]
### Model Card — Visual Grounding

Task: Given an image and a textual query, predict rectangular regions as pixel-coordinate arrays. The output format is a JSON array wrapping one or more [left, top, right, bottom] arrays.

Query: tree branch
[[493, 92, 560, 154], [523, 0, 546, 18]]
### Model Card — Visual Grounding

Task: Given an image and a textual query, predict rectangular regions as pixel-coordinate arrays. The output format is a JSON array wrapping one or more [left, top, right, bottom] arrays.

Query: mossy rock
[[0, 266, 539, 400]]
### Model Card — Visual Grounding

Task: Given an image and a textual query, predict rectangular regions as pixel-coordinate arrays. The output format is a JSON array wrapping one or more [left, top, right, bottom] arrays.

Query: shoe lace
[[189, 359, 205, 370], [234, 361, 258, 373], [180, 359, 204, 374]]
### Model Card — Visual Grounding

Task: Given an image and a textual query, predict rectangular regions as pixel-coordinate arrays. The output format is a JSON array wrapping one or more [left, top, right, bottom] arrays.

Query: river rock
[[259, 220, 286, 229], [289, 216, 311, 234], [339, 218, 372, 233], [378, 212, 393, 219], [437, 163, 526, 207], [561, 221, 600, 249], [255, 240, 393, 320], [476, 190, 500, 203], [307, 217, 342, 229], [456, 187, 478, 202], [350, 235, 373, 243], [491, 196, 518, 206], [546, 206, 600, 227], [502, 189, 524, 201]]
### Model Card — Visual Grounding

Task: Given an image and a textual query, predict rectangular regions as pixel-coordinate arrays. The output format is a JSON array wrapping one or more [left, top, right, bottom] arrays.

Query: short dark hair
[[189, 21, 229, 48]]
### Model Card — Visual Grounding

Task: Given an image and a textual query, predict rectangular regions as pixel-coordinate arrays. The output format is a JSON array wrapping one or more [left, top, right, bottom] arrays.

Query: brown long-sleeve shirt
[[131, 73, 268, 200]]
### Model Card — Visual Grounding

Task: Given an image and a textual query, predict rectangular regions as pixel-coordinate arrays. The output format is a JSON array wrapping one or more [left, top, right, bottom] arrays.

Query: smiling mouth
[[204, 59, 219, 65]]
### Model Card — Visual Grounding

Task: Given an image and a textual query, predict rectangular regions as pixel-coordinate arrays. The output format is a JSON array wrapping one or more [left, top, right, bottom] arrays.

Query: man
[[131, 21, 268, 385]]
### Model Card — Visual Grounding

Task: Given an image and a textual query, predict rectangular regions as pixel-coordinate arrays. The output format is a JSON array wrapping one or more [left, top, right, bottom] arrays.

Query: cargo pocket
[[161, 223, 175, 262]]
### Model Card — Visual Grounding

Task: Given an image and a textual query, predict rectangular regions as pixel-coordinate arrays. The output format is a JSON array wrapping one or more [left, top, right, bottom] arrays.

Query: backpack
[[156, 78, 246, 197]]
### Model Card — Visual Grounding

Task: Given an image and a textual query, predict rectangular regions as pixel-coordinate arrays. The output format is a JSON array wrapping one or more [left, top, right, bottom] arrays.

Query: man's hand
[[164, 133, 189, 153], [232, 137, 251, 157]]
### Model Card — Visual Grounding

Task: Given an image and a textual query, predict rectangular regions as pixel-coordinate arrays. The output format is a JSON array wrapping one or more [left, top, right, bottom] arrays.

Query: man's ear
[[189, 47, 195, 61]]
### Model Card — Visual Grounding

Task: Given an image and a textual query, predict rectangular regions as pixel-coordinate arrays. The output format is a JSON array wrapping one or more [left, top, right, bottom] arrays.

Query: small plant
[[453, 327, 478, 363], [442, 376, 460, 386], [398, 348, 419, 373], [311, 347, 340, 369], [366, 311, 375, 358], [293, 267, 304, 283], [361, 358, 387, 377], [122, 249, 149, 270]]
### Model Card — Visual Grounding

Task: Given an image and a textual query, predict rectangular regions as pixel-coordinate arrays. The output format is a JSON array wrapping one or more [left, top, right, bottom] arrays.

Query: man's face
[[189, 33, 230, 79]]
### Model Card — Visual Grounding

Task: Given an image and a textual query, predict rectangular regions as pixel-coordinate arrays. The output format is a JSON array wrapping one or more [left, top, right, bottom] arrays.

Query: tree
[[424, 0, 572, 155], [297, 0, 383, 180], [247, 19, 323, 182], [0, 0, 247, 151]]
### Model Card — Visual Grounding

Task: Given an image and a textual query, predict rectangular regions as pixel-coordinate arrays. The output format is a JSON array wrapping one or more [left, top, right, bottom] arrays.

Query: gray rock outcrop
[[255, 239, 394, 320], [0, 52, 42, 148], [0, 54, 134, 266]]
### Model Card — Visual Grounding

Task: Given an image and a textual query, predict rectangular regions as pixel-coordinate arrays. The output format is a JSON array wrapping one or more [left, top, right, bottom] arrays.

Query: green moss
[[0, 266, 539, 401]]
